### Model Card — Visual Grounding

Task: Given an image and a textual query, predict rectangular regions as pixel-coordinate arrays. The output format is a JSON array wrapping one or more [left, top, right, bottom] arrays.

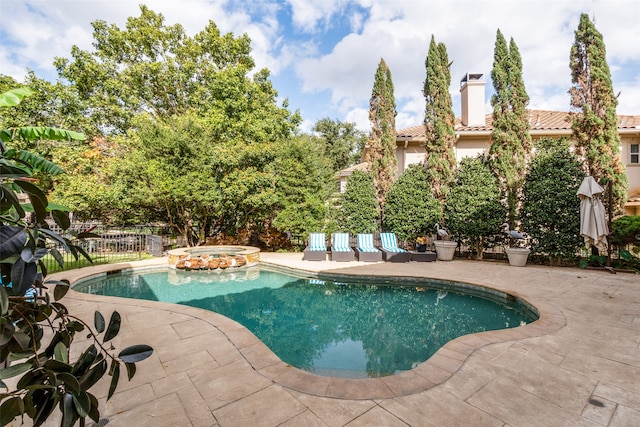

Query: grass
[[43, 252, 155, 274]]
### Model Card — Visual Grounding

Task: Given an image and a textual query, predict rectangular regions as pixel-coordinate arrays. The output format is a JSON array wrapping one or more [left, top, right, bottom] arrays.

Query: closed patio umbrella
[[577, 176, 609, 252]]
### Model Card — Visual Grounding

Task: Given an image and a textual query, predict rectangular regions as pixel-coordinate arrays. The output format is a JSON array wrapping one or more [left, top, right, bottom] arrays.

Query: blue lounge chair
[[355, 233, 382, 262], [330, 232, 355, 261], [302, 233, 327, 261], [380, 232, 411, 262]]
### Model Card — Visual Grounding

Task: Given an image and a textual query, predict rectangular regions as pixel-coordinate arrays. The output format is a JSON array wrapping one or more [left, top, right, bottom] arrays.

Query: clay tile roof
[[396, 124, 426, 139], [397, 110, 640, 137], [337, 162, 368, 177]]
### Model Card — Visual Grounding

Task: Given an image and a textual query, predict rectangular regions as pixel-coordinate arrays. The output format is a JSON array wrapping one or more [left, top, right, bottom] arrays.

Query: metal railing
[[41, 222, 179, 273]]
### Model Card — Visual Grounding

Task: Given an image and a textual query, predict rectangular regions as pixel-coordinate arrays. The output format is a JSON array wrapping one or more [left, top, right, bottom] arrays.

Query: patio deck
[[10, 253, 640, 426]]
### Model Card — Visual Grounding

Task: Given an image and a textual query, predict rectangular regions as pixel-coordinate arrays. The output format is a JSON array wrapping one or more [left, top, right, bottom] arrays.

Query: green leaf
[[0, 225, 27, 262], [61, 392, 76, 427], [54, 341, 69, 364], [118, 344, 154, 363], [0, 320, 15, 346], [32, 389, 59, 427], [87, 393, 100, 423], [94, 311, 105, 334], [0, 87, 35, 107], [7, 127, 85, 144], [0, 285, 8, 316], [20, 247, 49, 263], [53, 282, 70, 301], [79, 359, 107, 390], [124, 362, 137, 380], [0, 396, 25, 426], [50, 247, 65, 268], [5, 149, 66, 175], [0, 361, 32, 379], [46, 202, 71, 212], [14, 179, 48, 217], [10, 259, 37, 295], [58, 372, 81, 394], [38, 227, 71, 251], [72, 346, 97, 376], [51, 209, 71, 230], [108, 361, 120, 400], [44, 359, 73, 373], [72, 391, 91, 418], [0, 183, 26, 218], [103, 312, 121, 342]]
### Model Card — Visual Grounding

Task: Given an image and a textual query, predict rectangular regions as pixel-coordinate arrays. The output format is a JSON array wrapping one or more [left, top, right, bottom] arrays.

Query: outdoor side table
[[409, 251, 437, 262]]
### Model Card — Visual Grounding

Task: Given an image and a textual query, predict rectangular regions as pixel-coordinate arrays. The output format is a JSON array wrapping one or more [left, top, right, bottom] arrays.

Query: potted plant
[[415, 235, 429, 252]]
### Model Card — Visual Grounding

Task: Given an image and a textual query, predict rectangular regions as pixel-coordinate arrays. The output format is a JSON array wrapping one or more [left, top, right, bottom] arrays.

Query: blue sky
[[2, 0, 639, 133]]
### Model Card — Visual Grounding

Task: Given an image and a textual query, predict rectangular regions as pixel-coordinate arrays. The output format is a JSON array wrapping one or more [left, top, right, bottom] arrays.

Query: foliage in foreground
[[0, 88, 153, 426]]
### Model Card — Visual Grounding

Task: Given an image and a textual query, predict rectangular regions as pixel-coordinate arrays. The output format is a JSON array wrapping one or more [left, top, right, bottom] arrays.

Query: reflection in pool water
[[75, 267, 536, 378]]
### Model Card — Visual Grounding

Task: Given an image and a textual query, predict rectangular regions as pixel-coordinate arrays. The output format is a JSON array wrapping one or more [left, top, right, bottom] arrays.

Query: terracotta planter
[[505, 247, 530, 267], [434, 241, 457, 261]]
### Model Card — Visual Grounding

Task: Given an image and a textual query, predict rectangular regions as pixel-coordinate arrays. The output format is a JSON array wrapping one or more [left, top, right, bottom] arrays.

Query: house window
[[632, 144, 639, 164]]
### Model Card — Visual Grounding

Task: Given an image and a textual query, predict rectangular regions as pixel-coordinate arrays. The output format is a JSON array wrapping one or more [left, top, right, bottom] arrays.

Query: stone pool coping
[[29, 252, 639, 426], [59, 255, 565, 400]]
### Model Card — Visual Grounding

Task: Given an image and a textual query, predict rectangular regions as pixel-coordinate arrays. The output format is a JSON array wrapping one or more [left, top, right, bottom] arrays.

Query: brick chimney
[[460, 73, 486, 127]]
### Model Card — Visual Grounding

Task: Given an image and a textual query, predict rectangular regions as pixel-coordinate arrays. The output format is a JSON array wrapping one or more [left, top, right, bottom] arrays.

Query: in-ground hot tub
[[167, 245, 260, 270]]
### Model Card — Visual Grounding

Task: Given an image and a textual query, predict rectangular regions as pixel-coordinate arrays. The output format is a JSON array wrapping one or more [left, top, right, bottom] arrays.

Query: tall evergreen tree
[[423, 35, 457, 202], [365, 58, 397, 217], [488, 30, 532, 227], [569, 13, 627, 213]]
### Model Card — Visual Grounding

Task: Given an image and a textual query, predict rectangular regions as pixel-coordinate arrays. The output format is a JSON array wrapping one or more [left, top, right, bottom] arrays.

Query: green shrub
[[445, 156, 506, 259], [340, 170, 379, 234], [383, 164, 442, 242], [521, 137, 585, 264]]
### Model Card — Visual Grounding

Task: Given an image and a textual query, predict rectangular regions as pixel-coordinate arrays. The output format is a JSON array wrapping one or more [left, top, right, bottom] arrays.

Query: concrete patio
[[10, 253, 640, 426]]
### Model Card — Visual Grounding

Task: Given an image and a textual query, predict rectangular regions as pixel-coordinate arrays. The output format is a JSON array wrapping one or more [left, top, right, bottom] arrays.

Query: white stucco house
[[342, 73, 640, 215]]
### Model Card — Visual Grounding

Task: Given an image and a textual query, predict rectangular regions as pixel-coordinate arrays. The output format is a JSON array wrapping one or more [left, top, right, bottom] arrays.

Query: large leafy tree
[[445, 156, 506, 260], [383, 164, 441, 242], [365, 58, 397, 217], [423, 35, 456, 202], [521, 137, 585, 264], [271, 135, 333, 237], [54, 5, 291, 136], [0, 88, 152, 427], [46, 6, 306, 242], [312, 118, 366, 172], [489, 30, 532, 228], [569, 13, 627, 213], [340, 170, 379, 234]]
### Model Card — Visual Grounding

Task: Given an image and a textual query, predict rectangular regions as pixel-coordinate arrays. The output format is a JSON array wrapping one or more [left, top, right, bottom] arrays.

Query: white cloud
[[2, 0, 638, 132], [286, 0, 346, 32], [294, 0, 640, 129]]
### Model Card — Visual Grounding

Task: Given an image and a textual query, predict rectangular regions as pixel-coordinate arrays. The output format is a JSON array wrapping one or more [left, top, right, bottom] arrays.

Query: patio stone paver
[[6, 253, 639, 427]]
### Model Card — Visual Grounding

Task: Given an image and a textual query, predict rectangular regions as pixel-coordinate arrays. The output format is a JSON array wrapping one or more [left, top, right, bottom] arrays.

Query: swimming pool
[[74, 266, 537, 378]]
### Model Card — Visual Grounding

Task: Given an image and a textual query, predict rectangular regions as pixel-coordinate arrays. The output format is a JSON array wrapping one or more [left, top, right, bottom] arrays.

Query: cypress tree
[[569, 13, 627, 213], [365, 58, 397, 217], [423, 35, 457, 203], [489, 30, 531, 228]]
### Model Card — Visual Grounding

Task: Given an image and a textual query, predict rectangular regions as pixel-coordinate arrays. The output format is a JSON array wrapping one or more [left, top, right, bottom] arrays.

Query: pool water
[[75, 267, 536, 378]]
